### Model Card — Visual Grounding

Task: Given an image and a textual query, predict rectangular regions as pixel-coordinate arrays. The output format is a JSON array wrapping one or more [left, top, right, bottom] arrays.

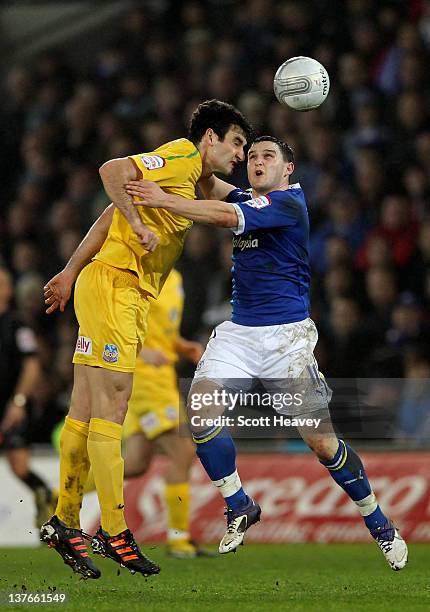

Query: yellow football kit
[[124, 269, 184, 440], [73, 139, 201, 372]]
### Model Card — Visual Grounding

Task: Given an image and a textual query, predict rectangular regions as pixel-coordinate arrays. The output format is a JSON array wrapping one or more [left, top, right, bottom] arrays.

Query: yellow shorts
[[73, 261, 150, 372], [124, 365, 182, 440]]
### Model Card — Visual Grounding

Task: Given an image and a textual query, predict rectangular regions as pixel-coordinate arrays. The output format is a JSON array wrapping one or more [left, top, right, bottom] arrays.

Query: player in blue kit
[[126, 136, 408, 571]]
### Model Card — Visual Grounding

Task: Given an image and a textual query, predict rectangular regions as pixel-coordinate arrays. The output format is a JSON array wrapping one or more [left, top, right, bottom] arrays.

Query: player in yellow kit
[[41, 100, 252, 578], [123, 268, 193, 459], [83, 269, 205, 557], [122, 269, 205, 558]]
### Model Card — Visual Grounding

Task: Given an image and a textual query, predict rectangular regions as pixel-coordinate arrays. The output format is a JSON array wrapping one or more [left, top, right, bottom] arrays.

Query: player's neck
[[252, 180, 289, 197], [196, 143, 213, 178]]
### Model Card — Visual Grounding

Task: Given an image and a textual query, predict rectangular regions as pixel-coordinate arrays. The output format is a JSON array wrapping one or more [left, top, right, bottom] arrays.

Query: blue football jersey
[[225, 183, 311, 326]]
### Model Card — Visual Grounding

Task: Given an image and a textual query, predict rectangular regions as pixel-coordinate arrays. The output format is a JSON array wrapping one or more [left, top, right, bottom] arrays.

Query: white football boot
[[371, 520, 408, 571], [219, 497, 261, 554]]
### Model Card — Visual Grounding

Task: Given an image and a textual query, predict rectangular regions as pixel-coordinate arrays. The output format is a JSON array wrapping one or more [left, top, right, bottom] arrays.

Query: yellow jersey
[[136, 268, 184, 372], [94, 138, 201, 297]]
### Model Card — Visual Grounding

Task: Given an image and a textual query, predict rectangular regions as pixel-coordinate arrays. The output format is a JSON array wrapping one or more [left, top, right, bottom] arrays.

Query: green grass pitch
[[0, 544, 428, 611]]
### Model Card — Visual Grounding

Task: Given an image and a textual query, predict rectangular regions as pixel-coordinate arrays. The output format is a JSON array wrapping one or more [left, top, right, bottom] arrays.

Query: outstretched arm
[[198, 174, 236, 201], [44, 204, 114, 314], [126, 180, 238, 228], [99, 157, 159, 252]]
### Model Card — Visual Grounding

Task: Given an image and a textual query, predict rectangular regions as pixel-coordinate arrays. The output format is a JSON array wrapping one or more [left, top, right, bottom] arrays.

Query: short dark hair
[[251, 135, 295, 162], [188, 99, 253, 145]]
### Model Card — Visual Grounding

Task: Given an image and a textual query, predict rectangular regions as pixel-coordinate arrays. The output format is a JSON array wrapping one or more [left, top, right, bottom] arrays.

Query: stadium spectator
[[364, 266, 399, 336], [396, 347, 430, 445], [407, 219, 430, 297], [324, 296, 374, 378], [310, 191, 368, 275], [356, 194, 418, 271], [0, 266, 55, 527], [386, 292, 429, 348]]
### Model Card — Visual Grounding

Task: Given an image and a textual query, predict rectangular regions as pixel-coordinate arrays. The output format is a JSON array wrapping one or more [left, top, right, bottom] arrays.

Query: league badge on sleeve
[[139, 155, 166, 170], [102, 343, 119, 363], [244, 195, 272, 209]]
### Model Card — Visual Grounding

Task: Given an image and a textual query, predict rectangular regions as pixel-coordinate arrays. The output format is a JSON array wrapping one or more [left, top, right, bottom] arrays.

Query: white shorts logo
[[139, 155, 166, 170], [243, 195, 271, 209], [75, 336, 92, 355]]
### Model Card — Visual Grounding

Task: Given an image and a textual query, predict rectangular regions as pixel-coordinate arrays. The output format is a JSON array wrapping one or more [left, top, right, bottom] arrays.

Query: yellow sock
[[84, 468, 96, 494], [55, 416, 90, 529], [87, 418, 127, 536], [165, 482, 190, 542]]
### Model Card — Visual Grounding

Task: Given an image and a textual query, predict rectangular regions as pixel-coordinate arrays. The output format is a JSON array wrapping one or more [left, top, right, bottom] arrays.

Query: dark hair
[[188, 99, 253, 145], [251, 135, 295, 162]]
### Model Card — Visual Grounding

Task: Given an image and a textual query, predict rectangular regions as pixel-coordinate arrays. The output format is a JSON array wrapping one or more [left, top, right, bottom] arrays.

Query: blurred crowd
[[1, 0, 430, 445]]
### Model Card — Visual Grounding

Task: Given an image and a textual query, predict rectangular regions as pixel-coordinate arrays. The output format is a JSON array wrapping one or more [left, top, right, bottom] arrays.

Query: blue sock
[[321, 439, 388, 531], [194, 427, 247, 510]]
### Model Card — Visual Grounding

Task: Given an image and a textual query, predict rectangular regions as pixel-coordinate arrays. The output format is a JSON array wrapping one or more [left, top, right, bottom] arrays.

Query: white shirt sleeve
[[230, 202, 245, 235]]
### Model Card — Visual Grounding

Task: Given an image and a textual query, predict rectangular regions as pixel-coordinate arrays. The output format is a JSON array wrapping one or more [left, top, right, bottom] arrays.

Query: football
[[273, 56, 330, 111]]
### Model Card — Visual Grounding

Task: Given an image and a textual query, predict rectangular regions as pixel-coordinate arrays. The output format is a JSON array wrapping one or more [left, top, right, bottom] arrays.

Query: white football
[[273, 56, 330, 111]]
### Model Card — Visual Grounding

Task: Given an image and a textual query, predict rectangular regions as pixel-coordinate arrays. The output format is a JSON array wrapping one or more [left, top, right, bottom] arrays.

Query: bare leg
[[156, 430, 195, 484], [123, 432, 154, 478], [7, 447, 31, 480]]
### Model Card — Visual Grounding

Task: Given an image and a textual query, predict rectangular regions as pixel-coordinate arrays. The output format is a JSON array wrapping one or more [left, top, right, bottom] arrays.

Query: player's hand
[[44, 269, 75, 314], [139, 347, 170, 367], [178, 340, 204, 364], [126, 180, 167, 207], [131, 220, 159, 251], [1, 400, 26, 432]]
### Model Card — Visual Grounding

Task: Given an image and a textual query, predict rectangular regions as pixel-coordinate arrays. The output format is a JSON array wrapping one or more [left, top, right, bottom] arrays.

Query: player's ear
[[205, 128, 216, 145], [284, 161, 294, 177]]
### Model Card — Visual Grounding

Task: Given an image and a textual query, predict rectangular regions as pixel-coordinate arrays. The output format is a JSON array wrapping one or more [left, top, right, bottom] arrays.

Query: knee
[[175, 440, 196, 470], [14, 467, 29, 480], [186, 396, 202, 424], [8, 456, 28, 479], [306, 437, 339, 461], [112, 378, 132, 423], [100, 385, 130, 424], [124, 456, 151, 478], [162, 434, 195, 463], [115, 398, 129, 424], [69, 389, 91, 422], [187, 381, 224, 426]]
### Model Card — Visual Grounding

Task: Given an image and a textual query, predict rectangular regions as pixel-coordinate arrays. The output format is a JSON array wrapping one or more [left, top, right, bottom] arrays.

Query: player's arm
[[175, 336, 204, 364], [2, 356, 40, 431], [0, 324, 40, 431], [99, 157, 159, 251], [126, 180, 238, 228], [44, 204, 115, 314], [198, 175, 236, 201], [139, 347, 170, 367]]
